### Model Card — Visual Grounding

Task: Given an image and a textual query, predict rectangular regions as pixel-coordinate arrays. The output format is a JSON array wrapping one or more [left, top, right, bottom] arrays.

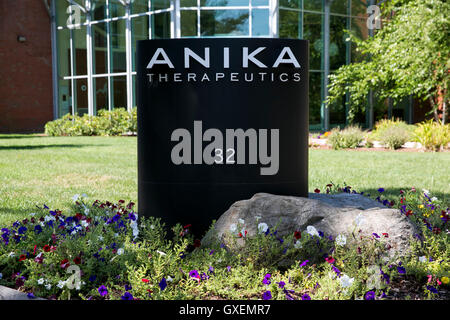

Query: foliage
[[370, 119, 414, 149], [327, 126, 365, 150], [413, 120, 450, 151], [327, 0, 450, 123], [44, 108, 137, 136], [0, 185, 447, 300]]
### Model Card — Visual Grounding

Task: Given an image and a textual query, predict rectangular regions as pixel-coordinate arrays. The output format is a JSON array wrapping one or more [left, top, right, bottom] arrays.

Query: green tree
[[326, 0, 449, 123]]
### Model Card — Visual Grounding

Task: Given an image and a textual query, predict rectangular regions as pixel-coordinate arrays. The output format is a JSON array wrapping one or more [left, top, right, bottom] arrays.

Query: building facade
[[0, 0, 417, 133]]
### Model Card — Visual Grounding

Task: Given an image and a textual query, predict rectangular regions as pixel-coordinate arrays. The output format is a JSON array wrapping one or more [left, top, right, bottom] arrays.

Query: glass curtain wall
[[55, 0, 370, 129], [279, 0, 369, 129]]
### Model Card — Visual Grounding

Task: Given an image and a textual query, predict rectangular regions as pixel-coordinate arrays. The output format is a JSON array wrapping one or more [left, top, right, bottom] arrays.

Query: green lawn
[[1, 134, 449, 226]]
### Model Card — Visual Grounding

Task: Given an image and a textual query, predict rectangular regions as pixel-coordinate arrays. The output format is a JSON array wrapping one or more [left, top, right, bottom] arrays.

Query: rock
[[202, 193, 418, 255], [0, 285, 45, 300]]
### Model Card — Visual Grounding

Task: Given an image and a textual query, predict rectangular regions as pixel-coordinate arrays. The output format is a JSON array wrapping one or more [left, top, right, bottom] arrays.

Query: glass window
[[57, 0, 87, 27], [329, 15, 348, 70], [181, 0, 197, 6], [304, 0, 322, 12], [352, 0, 369, 18], [57, 29, 71, 77], [279, 9, 301, 38], [110, 19, 127, 73], [131, 0, 149, 14], [279, 0, 301, 10], [132, 16, 150, 71], [350, 18, 367, 63], [201, 10, 249, 36], [252, 9, 269, 36], [309, 72, 322, 125], [303, 13, 322, 70], [331, 0, 348, 15], [73, 26, 88, 75], [110, 0, 126, 17], [112, 76, 127, 109], [152, 12, 171, 38], [93, 23, 108, 74], [58, 79, 72, 117], [201, 0, 249, 6], [181, 10, 198, 37], [94, 77, 109, 113], [75, 78, 89, 116], [152, 0, 171, 10], [253, 0, 269, 5], [91, 0, 107, 21]]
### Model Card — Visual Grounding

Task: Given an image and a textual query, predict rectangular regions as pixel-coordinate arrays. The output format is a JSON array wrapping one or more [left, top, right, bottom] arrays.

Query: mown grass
[[0, 134, 449, 226]]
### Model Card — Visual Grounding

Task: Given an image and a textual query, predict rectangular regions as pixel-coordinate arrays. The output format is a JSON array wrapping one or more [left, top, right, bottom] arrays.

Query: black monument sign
[[137, 38, 309, 236]]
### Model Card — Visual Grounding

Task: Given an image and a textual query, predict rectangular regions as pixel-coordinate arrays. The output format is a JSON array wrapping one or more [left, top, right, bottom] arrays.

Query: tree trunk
[[430, 97, 439, 122]]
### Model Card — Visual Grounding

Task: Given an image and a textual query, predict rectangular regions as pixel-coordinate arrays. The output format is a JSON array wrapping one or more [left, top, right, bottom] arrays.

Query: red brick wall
[[0, 0, 53, 133]]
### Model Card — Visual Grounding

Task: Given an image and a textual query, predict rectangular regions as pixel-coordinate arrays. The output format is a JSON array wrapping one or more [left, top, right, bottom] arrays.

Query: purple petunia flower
[[262, 274, 271, 285], [397, 266, 406, 274], [364, 291, 376, 300], [372, 233, 380, 238], [27, 292, 35, 299], [332, 265, 341, 276], [301, 294, 311, 300], [277, 281, 286, 289], [262, 291, 272, 300], [189, 270, 199, 279], [121, 292, 133, 300], [159, 278, 167, 291], [125, 284, 132, 291], [299, 260, 309, 268], [98, 285, 108, 297], [378, 188, 385, 193], [426, 286, 438, 294]]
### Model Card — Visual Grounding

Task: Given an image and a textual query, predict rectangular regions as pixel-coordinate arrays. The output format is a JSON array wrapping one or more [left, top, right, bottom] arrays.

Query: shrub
[[413, 120, 450, 151], [328, 126, 365, 150], [45, 108, 137, 136], [369, 119, 415, 149], [379, 126, 410, 150]]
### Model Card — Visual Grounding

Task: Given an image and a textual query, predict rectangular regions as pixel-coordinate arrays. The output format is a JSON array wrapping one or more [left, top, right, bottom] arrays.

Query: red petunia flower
[[19, 254, 27, 262], [405, 210, 413, 217], [314, 188, 320, 193], [325, 257, 335, 264], [73, 256, 81, 265], [382, 233, 389, 238], [60, 259, 70, 269], [142, 278, 149, 283], [43, 245, 51, 252], [294, 231, 301, 240]]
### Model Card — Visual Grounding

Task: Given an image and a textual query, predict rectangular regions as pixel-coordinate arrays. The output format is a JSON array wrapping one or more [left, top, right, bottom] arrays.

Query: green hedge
[[45, 108, 137, 136]]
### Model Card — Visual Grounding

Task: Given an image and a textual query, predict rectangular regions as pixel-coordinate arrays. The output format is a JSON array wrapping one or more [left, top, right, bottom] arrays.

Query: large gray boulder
[[203, 193, 418, 255]]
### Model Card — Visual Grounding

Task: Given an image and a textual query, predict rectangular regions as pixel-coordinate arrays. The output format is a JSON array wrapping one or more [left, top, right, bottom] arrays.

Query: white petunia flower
[[84, 208, 90, 215], [167, 276, 173, 282], [72, 194, 80, 202], [8, 252, 16, 258], [419, 256, 427, 263], [339, 274, 354, 288], [57, 280, 66, 289], [81, 220, 89, 228], [257, 222, 269, 234], [422, 189, 430, 195], [150, 224, 155, 230], [45, 284, 52, 290], [44, 215, 56, 222], [117, 248, 124, 255], [229, 223, 237, 233], [98, 236, 103, 241], [335, 234, 347, 246], [306, 225, 319, 237], [431, 197, 438, 202], [294, 240, 302, 249], [37, 278, 45, 285]]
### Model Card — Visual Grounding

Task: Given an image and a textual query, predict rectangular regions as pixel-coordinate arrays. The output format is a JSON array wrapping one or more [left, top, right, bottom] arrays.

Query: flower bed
[[0, 187, 448, 300]]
